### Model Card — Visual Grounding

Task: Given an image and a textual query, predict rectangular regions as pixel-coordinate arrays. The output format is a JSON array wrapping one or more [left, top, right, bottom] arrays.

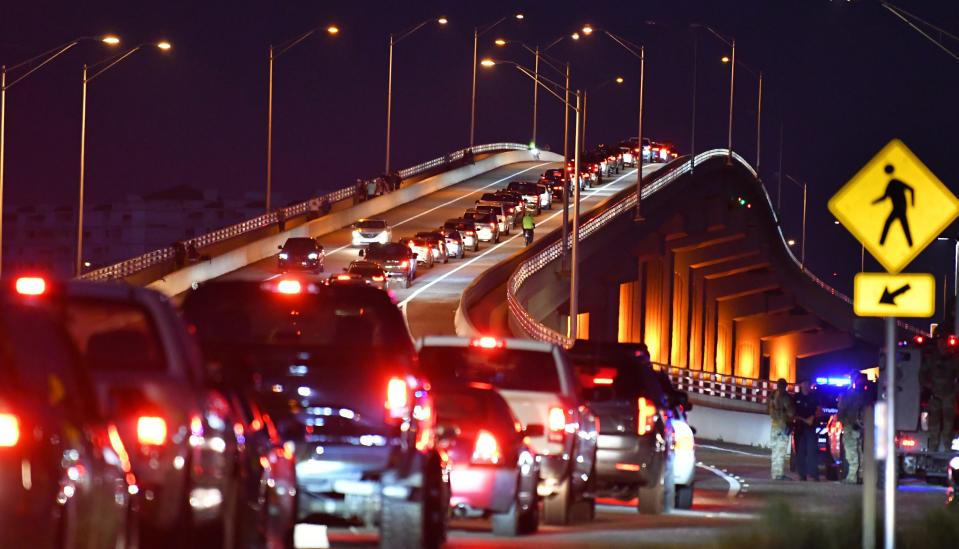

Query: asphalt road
[[217, 160, 660, 338]]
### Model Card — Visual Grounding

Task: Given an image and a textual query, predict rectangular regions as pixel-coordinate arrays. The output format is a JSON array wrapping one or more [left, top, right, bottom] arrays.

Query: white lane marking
[[264, 273, 283, 281], [396, 169, 640, 310], [595, 504, 757, 520], [321, 163, 552, 258], [696, 462, 742, 499], [697, 444, 768, 458]]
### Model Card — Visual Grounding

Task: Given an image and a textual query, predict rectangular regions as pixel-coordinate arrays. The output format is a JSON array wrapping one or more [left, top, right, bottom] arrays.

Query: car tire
[[543, 477, 572, 525], [518, 494, 540, 535], [675, 483, 694, 509]]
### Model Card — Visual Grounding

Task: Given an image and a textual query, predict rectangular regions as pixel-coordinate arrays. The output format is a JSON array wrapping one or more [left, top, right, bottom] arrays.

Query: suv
[[352, 219, 392, 247], [418, 336, 597, 525], [463, 210, 500, 243], [506, 181, 550, 214], [362, 242, 417, 288], [1, 279, 136, 548], [182, 281, 449, 548], [278, 236, 325, 274], [569, 340, 693, 513], [415, 231, 451, 264], [541, 169, 568, 201], [399, 237, 437, 269], [473, 202, 510, 234], [443, 219, 480, 252]]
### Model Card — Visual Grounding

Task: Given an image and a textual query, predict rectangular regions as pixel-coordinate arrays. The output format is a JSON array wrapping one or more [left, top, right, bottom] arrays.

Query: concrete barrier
[[686, 393, 771, 448], [147, 150, 562, 296]]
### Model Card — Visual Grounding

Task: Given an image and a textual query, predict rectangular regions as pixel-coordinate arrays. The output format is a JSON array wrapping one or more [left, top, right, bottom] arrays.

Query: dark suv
[[182, 281, 449, 548], [362, 242, 418, 288], [278, 237, 325, 274]]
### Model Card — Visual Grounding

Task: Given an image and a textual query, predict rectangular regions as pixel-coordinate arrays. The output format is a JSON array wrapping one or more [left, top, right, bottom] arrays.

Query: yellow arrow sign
[[853, 272, 935, 318], [828, 139, 959, 273]]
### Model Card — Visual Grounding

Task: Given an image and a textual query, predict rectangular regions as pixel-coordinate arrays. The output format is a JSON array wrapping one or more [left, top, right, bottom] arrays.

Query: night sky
[[2, 1, 957, 308]]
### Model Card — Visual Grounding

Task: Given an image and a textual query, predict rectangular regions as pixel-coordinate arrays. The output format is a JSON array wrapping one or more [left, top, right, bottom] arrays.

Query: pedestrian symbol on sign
[[872, 164, 915, 247]]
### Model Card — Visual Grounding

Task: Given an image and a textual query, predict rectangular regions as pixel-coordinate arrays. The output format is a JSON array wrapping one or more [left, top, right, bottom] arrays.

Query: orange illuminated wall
[[618, 281, 640, 343]]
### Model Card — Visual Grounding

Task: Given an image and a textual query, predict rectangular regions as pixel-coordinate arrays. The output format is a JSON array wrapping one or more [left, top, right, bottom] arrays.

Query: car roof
[[417, 335, 555, 353]]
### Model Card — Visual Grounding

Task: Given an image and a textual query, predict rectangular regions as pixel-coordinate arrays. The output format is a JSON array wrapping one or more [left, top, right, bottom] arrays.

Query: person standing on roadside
[[837, 373, 869, 484], [768, 379, 795, 480], [793, 379, 820, 481]]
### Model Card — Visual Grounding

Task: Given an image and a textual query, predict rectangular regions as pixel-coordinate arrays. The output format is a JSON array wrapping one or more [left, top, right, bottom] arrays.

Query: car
[[568, 340, 686, 514], [443, 219, 480, 252], [418, 336, 598, 526], [649, 141, 670, 163], [541, 169, 569, 202], [361, 242, 417, 288], [47, 279, 247, 547], [351, 218, 392, 246], [436, 227, 466, 259], [618, 145, 635, 167], [182, 281, 450, 549], [278, 236, 325, 274], [399, 237, 437, 269], [463, 210, 500, 243], [475, 196, 512, 233], [1, 278, 137, 548], [490, 190, 525, 223], [433, 384, 540, 536], [332, 260, 388, 290], [506, 181, 550, 213], [415, 231, 451, 264]]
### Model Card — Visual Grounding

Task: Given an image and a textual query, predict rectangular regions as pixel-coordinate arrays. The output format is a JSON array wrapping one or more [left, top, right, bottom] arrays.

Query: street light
[[722, 55, 763, 171], [77, 41, 170, 276], [386, 16, 448, 173], [481, 58, 585, 339], [692, 24, 735, 165], [784, 174, 807, 266], [266, 23, 339, 212], [470, 13, 524, 148], [577, 26, 647, 220], [0, 34, 120, 277], [582, 76, 625, 153]]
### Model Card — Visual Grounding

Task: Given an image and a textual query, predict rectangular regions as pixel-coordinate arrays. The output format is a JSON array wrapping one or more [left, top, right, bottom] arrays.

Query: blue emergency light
[[815, 376, 851, 387]]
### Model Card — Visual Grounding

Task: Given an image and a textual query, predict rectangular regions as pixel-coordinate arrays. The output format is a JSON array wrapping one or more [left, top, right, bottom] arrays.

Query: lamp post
[[578, 26, 646, 219], [784, 174, 807, 266], [77, 41, 171, 277], [692, 24, 735, 165], [582, 77, 625, 152], [470, 14, 524, 148], [937, 236, 959, 336], [0, 35, 119, 278], [722, 56, 762, 171], [266, 24, 340, 214], [386, 16, 448, 174], [481, 58, 584, 339]]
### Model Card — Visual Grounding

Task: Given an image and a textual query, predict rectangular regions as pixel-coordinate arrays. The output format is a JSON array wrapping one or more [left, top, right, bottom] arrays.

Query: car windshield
[[570, 359, 667, 403], [419, 346, 561, 393], [356, 220, 387, 230], [434, 391, 516, 433], [62, 298, 168, 374], [282, 238, 316, 252], [182, 284, 410, 350]]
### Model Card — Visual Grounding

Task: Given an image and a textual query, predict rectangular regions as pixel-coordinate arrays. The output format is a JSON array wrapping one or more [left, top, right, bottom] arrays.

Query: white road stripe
[[696, 462, 742, 499], [396, 169, 640, 310], [697, 444, 768, 458]]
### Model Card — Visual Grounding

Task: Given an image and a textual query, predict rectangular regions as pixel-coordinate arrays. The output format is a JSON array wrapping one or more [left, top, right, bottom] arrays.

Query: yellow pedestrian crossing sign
[[853, 273, 935, 318], [828, 139, 959, 273]]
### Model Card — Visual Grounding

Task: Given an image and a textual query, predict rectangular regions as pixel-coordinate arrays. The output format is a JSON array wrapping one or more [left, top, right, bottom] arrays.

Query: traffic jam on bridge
[[1, 2, 958, 549]]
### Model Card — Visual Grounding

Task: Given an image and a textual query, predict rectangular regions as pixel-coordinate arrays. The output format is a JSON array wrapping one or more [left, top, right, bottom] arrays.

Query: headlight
[[378, 231, 388, 242], [278, 253, 289, 260], [352, 229, 360, 236], [307, 252, 319, 260]]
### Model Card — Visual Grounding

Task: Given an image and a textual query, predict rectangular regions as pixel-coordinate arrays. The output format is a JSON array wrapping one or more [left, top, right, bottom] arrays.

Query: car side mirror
[[358, 249, 365, 257], [522, 424, 545, 438]]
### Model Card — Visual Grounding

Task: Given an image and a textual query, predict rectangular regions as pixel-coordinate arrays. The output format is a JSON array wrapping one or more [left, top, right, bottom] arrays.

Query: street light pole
[[471, 28, 479, 147], [570, 90, 582, 340], [532, 46, 539, 147], [0, 68, 5, 277], [727, 38, 735, 165], [266, 46, 274, 212], [636, 45, 645, 220], [562, 63, 570, 271], [385, 33, 395, 173], [756, 70, 763, 172]]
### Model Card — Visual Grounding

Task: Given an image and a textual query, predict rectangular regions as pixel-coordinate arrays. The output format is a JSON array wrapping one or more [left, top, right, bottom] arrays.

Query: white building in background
[[3, 184, 279, 276]]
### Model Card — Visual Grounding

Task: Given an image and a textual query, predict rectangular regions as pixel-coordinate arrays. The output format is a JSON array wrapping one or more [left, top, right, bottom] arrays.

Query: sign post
[[828, 139, 959, 549]]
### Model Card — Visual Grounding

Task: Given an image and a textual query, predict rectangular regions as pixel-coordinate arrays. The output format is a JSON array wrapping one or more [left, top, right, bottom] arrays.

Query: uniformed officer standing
[[768, 379, 795, 480], [920, 335, 959, 452], [793, 379, 820, 481], [838, 373, 869, 483]]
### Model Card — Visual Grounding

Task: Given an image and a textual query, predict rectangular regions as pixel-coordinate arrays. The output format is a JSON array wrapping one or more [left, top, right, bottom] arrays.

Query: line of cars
[[3, 267, 697, 548]]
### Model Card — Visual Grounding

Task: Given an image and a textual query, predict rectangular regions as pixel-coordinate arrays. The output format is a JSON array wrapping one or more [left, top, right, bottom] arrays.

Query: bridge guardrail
[[507, 148, 922, 403], [82, 142, 529, 282]]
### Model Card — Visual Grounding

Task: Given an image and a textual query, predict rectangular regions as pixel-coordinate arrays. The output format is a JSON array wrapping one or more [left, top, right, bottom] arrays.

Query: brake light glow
[[137, 416, 167, 446], [489, 223, 496, 229], [615, 463, 640, 472], [0, 413, 20, 447], [593, 377, 614, 385], [276, 279, 302, 294], [386, 377, 409, 419], [107, 424, 132, 472], [637, 397, 657, 436], [949, 335, 958, 347], [400, 260, 409, 268], [336, 274, 352, 281], [372, 275, 385, 282], [472, 430, 502, 465], [900, 437, 917, 448], [914, 335, 924, 344], [15, 277, 46, 296], [472, 336, 501, 349], [548, 406, 568, 443]]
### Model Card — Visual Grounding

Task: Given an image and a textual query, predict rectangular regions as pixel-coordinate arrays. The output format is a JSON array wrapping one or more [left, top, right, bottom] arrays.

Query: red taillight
[[276, 279, 302, 294], [472, 430, 502, 465], [336, 274, 352, 281], [949, 335, 958, 347], [466, 230, 475, 235], [900, 437, 917, 448], [0, 413, 20, 447], [372, 275, 385, 282], [637, 397, 657, 436], [137, 416, 167, 446], [471, 336, 502, 349], [914, 335, 924, 344], [386, 377, 410, 420], [400, 260, 409, 268], [548, 406, 568, 443], [593, 377, 614, 385], [489, 223, 496, 229], [15, 277, 46, 296]]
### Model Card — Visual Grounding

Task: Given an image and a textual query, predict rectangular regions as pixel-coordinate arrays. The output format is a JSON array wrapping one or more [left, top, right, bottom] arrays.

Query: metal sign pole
[[862, 402, 876, 549], [883, 316, 896, 549]]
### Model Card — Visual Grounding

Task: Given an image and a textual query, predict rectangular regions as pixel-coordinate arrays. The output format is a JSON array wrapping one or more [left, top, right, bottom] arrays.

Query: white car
[[351, 218, 391, 246], [671, 416, 696, 509], [418, 336, 598, 525]]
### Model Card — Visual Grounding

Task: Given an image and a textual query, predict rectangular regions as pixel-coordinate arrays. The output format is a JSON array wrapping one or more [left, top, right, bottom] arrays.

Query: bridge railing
[[81, 142, 529, 282], [507, 148, 920, 403]]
